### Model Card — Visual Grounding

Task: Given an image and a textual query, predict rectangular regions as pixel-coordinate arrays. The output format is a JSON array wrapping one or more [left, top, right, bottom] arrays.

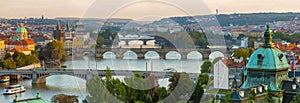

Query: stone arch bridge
[[0, 69, 199, 84], [95, 47, 230, 60]]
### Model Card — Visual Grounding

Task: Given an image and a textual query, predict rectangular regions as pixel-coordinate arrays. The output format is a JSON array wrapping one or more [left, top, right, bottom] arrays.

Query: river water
[[0, 53, 210, 102]]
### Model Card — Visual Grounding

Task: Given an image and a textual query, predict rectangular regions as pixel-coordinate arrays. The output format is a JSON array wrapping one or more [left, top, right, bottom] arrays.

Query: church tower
[[65, 21, 72, 39], [53, 21, 65, 42], [241, 25, 290, 91]]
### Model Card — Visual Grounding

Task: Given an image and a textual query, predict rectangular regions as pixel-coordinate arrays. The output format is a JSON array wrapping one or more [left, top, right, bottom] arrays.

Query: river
[[0, 54, 208, 102]]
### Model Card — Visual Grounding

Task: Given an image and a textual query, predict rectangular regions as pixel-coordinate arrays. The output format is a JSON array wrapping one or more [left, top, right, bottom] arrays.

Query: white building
[[214, 58, 244, 89]]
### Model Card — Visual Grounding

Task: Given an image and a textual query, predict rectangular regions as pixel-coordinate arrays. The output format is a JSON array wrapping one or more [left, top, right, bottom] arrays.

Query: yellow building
[[0, 39, 4, 51], [24, 39, 35, 51], [0, 39, 5, 59], [72, 37, 84, 48], [64, 39, 73, 51]]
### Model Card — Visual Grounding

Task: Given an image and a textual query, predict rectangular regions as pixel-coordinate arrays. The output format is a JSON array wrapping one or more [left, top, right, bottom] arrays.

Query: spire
[[57, 20, 61, 30], [66, 21, 71, 32], [67, 21, 71, 29], [263, 25, 274, 48]]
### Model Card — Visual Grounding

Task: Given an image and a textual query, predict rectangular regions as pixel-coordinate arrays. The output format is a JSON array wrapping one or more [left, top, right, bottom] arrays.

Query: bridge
[[118, 35, 155, 45], [94, 47, 229, 60], [0, 69, 199, 84]]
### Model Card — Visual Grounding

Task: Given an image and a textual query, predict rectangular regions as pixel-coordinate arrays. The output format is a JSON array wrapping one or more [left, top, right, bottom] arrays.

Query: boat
[[0, 76, 10, 83], [163, 68, 177, 72], [3, 84, 26, 95], [61, 65, 67, 68]]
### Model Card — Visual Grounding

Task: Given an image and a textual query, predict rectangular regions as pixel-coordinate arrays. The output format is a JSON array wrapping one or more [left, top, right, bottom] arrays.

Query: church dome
[[246, 47, 290, 70], [16, 24, 27, 34], [247, 25, 290, 70]]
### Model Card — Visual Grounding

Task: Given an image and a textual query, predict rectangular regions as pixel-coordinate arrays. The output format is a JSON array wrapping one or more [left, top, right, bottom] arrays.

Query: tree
[[168, 72, 194, 102], [248, 48, 255, 57], [96, 36, 105, 47], [2, 58, 16, 69], [224, 93, 233, 103], [247, 90, 257, 103], [264, 88, 275, 103], [201, 61, 213, 73], [85, 67, 169, 103], [15, 52, 26, 67], [43, 40, 66, 62], [188, 74, 209, 102], [291, 94, 300, 103], [277, 92, 282, 103], [233, 48, 249, 59]]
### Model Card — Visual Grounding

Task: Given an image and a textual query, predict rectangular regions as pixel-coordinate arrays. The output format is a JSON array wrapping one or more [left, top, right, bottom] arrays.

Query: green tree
[[224, 93, 233, 103], [168, 72, 194, 102], [291, 94, 300, 103], [15, 53, 26, 67], [96, 36, 105, 47], [201, 61, 213, 73], [248, 48, 255, 57], [43, 40, 66, 62], [264, 88, 275, 103], [247, 90, 257, 103], [277, 92, 282, 103], [188, 74, 209, 102], [2, 58, 16, 69]]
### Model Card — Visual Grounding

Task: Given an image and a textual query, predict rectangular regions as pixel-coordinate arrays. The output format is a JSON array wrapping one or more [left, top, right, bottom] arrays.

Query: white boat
[[0, 76, 10, 83], [3, 84, 26, 95]]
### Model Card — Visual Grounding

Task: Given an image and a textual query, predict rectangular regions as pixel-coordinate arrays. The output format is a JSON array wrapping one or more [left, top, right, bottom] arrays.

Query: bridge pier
[[143, 41, 147, 45], [31, 71, 46, 84], [181, 54, 187, 60]]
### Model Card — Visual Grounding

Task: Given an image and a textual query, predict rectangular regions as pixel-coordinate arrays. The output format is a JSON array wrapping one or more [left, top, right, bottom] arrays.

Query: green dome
[[246, 47, 290, 70], [16, 27, 27, 34]]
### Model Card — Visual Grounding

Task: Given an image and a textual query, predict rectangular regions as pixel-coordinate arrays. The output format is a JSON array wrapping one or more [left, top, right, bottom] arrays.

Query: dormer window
[[257, 54, 264, 65], [292, 84, 297, 90], [239, 91, 245, 97], [279, 54, 284, 61], [264, 85, 268, 90], [252, 88, 257, 93], [258, 86, 263, 92]]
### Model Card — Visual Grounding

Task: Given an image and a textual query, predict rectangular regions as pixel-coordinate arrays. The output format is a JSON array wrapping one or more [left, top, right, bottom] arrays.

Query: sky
[[0, 0, 299, 20]]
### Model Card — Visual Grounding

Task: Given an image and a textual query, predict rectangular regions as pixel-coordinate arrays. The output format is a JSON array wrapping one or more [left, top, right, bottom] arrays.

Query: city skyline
[[0, 0, 299, 21]]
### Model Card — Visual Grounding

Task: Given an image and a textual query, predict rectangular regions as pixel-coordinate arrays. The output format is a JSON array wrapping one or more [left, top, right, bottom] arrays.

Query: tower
[[16, 23, 28, 40], [65, 21, 72, 39], [241, 25, 290, 91], [53, 21, 65, 42]]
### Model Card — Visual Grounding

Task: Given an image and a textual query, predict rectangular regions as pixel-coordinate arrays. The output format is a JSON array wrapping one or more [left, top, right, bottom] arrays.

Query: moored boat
[[0, 76, 10, 83]]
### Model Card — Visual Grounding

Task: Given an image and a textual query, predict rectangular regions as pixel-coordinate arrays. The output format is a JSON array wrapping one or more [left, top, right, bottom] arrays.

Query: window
[[292, 84, 297, 90], [264, 85, 268, 90], [258, 86, 263, 92], [239, 91, 245, 97], [257, 54, 264, 65]]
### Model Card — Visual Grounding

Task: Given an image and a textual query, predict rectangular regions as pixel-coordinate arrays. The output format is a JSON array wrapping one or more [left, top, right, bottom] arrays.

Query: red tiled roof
[[221, 58, 245, 69], [24, 39, 35, 45]]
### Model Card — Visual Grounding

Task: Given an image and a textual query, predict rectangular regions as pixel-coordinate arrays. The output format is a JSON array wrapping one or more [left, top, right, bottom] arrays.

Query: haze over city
[[0, 0, 299, 20]]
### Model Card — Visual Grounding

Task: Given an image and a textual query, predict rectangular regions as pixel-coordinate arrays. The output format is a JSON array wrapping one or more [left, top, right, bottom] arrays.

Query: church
[[220, 25, 299, 103], [5, 23, 35, 55]]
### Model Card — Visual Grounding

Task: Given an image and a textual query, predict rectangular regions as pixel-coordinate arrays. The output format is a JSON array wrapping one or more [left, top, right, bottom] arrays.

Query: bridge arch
[[146, 40, 155, 45], [103, 51, 116, 59], [209, 51, 225, 60], [144, 51, 160, 59], [123, 50, 138, 59], [166, 51, 181, 59], [187, 51, 203, 60], [128, 40, 143, 45]]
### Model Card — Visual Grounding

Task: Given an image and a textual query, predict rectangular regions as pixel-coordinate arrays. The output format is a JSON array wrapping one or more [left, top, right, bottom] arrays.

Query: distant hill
[[154, 12, 300, 26]]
